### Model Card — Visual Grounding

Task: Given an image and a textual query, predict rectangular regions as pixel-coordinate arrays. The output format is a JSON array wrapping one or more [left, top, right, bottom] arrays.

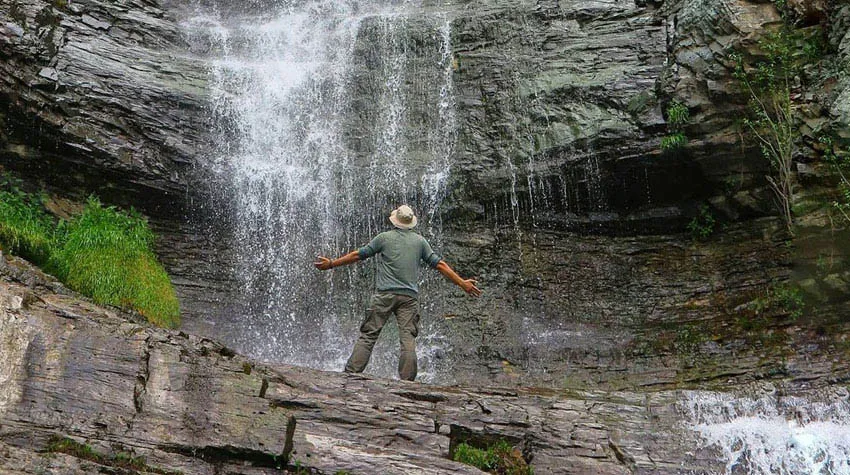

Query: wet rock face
[[0, 0, 211, 215], [1, 0, 849, 389]]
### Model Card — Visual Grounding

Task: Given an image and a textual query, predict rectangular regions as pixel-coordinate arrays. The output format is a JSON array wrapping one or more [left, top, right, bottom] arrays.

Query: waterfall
[[681, 388, 850, 475], [183, 1, 456, 382]]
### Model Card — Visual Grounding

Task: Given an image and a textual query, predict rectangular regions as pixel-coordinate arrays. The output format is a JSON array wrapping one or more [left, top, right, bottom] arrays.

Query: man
[[314, 205, 481, 381]]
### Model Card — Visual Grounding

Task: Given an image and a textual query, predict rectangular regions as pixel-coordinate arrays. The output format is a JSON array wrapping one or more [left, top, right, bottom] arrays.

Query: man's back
[[358, 229, 441, 297]]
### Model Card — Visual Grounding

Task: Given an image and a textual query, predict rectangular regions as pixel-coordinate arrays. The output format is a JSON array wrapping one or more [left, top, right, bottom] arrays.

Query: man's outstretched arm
[[314, 251, 360, 270], [435, 261, 482, 297]]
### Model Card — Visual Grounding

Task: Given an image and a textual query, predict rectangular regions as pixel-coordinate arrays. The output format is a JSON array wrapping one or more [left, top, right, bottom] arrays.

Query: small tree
[[730, 26, 800, 234]]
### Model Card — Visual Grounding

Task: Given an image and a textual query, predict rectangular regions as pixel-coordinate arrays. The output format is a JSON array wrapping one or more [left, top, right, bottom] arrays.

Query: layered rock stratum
[[2, 251, 848, 474], [1, 0, 848, 408]]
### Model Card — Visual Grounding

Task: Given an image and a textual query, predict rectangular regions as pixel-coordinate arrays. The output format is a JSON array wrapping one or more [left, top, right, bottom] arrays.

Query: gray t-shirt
[[357, 229, 442, 297]]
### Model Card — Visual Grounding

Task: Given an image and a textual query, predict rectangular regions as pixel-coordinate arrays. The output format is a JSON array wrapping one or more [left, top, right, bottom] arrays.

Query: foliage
[[50, 197, 180, 328], [687, 205, 716, 240], [0, 184, 179, 327], [47, 437, 103, 463], [0, 184, 57, 264], [819, 135, 850, 224], [661, 132, 688, 151], [750, 283, 805, 320], [661, 101, 689, 151], [666, 101, 690, 127], [453, 440, 533, 475], [730, 15, 825, 235]]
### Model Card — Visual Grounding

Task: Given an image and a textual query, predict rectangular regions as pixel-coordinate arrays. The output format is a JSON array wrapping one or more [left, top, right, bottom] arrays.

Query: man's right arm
[[314, 251, 360, 270], [315, 233, 383, 271], [435, 261, 482, 297]]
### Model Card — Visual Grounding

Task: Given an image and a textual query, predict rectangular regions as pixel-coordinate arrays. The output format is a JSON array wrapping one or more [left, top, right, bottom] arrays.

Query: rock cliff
[[1, 0, 849, 388]]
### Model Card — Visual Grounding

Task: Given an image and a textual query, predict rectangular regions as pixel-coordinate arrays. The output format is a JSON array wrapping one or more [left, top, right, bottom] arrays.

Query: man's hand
[[314, 256, 333, 271], [461, 278, 482, 297]]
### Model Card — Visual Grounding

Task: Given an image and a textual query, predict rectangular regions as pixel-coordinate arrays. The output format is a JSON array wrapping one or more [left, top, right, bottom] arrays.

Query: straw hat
[[389, 205, 418, 230]]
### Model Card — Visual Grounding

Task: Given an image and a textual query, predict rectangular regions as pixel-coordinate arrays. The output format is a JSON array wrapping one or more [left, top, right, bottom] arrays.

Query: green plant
[[729, 15, 824, 234], [749, 283, 805, 319], [661, 101, 690, 151], [46, 437, 104, 463], [113, 452, 148, 471], [50, 197, 180, 327], [452, 440, 532, 475], [0, 183, 179, 328], [0, 184, 57, 264], [661, 132, 688, 151], [46, 436, 181, 474], [820, 135, 850, 223], [687, 205, 716, 240]]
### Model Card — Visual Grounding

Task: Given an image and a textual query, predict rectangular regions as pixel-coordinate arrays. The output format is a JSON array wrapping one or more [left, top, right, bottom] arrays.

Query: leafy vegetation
[[50, 197, 180, 327], [452, 440, 532, 475], [749, 283, 805, 320], [661, 101, 689, 151], [687, 205, 716, 240], [729, 4, 827, 234], [0, 183, 179, 327], [819, 135, 850, 224]]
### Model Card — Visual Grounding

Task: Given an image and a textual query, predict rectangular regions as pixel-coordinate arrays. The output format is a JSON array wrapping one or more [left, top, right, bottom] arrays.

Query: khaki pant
[[344, 292, 420, 381]]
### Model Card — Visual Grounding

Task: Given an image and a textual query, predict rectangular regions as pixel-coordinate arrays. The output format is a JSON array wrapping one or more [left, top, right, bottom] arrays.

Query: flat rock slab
[[0, 252, 731, 474]]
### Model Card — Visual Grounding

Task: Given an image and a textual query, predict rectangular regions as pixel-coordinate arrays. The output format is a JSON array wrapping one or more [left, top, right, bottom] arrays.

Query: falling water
[[681, 388, 850, 475], [183, 2, 457, 381]]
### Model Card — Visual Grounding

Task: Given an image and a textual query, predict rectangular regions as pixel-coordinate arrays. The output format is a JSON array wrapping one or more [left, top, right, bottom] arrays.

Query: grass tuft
[[50, 197, 180, 328], [0, 188, 57, 264], [453, 440, 533, 475], [46, 436, 181, 475], [0, 184, 179, 328]]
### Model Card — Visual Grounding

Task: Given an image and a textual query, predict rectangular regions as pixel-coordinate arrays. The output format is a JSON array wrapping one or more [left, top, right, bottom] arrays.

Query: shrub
[[687, 205, 716, 240], [453, 440, 532, 475], [50, 198, 180, 328], [729, 13, 825, 235]]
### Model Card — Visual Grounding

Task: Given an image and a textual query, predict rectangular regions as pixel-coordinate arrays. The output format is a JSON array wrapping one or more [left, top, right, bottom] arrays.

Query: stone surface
[[0, 252, 698, 474], [1, 0, 848, 390], [4, 251, 848, 474]]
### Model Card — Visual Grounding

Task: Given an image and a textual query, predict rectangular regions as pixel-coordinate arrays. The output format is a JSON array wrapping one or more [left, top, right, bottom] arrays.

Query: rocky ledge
[[2, 252, 849, 475]]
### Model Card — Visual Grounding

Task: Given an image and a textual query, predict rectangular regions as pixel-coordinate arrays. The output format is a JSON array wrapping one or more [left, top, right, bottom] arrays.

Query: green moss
[[46, 437, 181, 474], [452, 440, 532, 475], [0, 183, 179, 328]]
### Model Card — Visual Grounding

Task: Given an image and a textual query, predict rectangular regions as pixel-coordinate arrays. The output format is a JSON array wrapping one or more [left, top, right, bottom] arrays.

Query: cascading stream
[[682, 389, 850, 475], [183, 1, 456, 381]]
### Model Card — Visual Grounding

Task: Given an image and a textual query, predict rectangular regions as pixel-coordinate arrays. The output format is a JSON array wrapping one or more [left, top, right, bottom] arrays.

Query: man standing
[[314, 205, 481, 381]]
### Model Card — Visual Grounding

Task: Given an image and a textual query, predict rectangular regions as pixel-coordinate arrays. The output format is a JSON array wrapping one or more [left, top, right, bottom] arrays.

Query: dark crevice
[[268, 399, 319, 410], [133, 336, 152, 413], [393, 391, 448, 403]]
